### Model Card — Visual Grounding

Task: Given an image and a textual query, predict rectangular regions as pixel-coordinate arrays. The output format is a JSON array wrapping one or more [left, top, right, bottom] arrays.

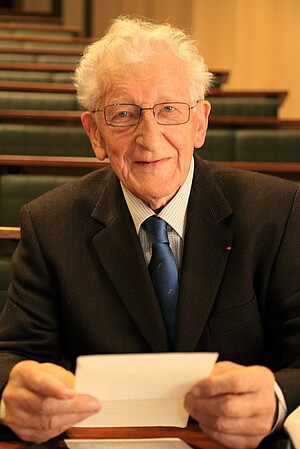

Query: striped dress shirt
[[121, 157, 194, 271]]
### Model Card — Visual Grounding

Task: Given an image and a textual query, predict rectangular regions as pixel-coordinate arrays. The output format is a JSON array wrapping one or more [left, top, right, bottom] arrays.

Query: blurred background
[[0, 0, 300, 310], [2, 0, 299, 119]]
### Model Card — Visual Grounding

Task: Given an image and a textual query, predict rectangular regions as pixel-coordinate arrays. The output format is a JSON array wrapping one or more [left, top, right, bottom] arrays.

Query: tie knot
[[143, 216, 169, 245]]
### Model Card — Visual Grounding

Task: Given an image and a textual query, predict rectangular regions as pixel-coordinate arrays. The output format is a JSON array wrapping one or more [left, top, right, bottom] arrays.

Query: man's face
[[82, 54, 210, 210]]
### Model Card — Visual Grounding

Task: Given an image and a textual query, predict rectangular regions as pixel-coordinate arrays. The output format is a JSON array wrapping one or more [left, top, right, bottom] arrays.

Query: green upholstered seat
[[0, 174, 77, 226], [0, 69, 52, 82], [0, 124, 93, 157], [0, 29, 75, 38], [0, 40, 84, 51], [208, 97, 279, 117], [0, 39, 22, 47], [13, 30, 75, 38], [235, 130, 300, 162], [0, 53, 35, 63], [0, 90, 78, 110], [0, 53, 78, 64], [195, 129, 235, 161], [36, 54, 80, 65], [50, 72, 74, 83], [24, 41, 86, 51]]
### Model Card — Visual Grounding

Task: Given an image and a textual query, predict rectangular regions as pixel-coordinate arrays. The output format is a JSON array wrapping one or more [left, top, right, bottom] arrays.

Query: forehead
[[100, 54, 191, 103]]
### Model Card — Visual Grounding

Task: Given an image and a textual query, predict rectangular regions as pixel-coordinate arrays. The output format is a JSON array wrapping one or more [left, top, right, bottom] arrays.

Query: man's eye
[[117, 111, 129, 118], [163, 105, 175, 113]]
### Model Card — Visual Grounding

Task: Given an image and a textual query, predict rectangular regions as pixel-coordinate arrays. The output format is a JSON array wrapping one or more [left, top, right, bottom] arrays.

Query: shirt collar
[[121, 157, 194, 238]]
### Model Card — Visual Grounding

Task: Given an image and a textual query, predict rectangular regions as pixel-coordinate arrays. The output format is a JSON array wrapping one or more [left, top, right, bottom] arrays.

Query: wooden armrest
[[0, 155, 110, 168], [0, 109, 82, 125], [208, 89, 288, 107], [0, 226, 20, 239], [217, 161, 300, 173], [0, 80, 75, 93], [209, 116, 300, 129], [0, 46, 81, 56], [0, 61, 75, 72], [0, 22, 81, 36], [0, 34, 94, 44]]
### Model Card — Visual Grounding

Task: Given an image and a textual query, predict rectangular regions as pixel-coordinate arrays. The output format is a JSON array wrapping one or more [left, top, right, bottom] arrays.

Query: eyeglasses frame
[[92, 101, 199, 127]]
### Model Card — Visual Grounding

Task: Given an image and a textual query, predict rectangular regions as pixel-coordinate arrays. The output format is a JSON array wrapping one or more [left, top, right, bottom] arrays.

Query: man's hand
[[2, 360, 101, 443], [184, 361, 277, 449]]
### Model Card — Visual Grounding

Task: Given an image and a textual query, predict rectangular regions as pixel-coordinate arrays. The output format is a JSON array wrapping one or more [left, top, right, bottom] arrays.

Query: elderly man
[[0, 16, 299, 448]]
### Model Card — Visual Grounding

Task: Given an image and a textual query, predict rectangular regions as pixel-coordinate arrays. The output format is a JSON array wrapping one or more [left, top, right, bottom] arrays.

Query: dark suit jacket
[[0, 155, 299, 415]]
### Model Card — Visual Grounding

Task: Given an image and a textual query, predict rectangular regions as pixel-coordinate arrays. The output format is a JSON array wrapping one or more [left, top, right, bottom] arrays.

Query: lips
[[135, 158, 170, 166]]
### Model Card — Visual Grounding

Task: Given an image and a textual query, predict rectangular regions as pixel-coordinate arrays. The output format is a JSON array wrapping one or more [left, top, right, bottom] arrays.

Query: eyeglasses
[[93, 101, 198, 127]]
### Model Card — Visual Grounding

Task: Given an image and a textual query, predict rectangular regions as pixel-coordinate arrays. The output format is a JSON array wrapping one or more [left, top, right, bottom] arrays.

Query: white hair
[[74, 16, 214, 111]]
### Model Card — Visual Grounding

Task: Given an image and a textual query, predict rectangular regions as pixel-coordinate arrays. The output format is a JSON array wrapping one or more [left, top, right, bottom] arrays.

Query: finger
[[5, 396, 100, 431], [199, 424, 267, 449], [191, 365, 274, 397], [5, 386, 100, 416], [185, 391, 271, 418], [41, 363, 75, 389], [198, 412, 274, 436], [211, 361, 242, 375], [6, 409, 98, 445], [9, 361, 74, 399]]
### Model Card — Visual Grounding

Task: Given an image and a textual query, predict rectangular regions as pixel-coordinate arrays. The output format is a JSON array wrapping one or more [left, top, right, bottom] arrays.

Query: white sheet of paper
[[65, 438, 192, 449], [75, 352, 218, 428]]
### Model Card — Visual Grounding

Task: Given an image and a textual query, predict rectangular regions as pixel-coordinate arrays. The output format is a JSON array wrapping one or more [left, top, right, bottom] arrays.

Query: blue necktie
[[143, 216, 179, 344]]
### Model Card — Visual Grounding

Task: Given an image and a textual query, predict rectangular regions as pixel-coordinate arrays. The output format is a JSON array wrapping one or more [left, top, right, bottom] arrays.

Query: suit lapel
[[175, 157, 233, 351], [90, 170, 169, 352]]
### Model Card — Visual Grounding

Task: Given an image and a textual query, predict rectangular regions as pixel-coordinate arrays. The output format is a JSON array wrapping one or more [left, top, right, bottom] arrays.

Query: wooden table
[[0, 424, 226, 449], [0, 424, 290, 449]]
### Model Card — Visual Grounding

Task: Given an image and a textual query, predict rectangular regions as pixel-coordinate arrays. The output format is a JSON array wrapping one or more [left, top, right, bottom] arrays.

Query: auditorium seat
[[51, 72, 74, 83], [235, 130, 300, 162], [209, 97, 280, 117], [0, 24, 79, 38], [0, 174, 77, 226], [0, 53, 79, 65], [0, 90, 78, 110], [195, 129, 235, 161], [0, 53, 34, 63], [0, 124, 93, 157], [0, 70, 73, 83], [0, 69, 52, 82], [0, 39, 86, 51]]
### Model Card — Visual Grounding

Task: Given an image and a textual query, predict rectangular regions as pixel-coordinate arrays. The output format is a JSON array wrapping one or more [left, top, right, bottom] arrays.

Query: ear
[[194, 100, 211, 149], [81, 111, 107, 160]]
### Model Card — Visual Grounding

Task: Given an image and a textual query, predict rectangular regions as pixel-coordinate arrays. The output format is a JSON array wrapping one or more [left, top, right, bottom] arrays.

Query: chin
[[138, 186, 179, 208]]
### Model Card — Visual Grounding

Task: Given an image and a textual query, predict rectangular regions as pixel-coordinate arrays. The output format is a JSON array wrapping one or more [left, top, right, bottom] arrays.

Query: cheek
[[104, 138, 133, 177], [166, 127, 196, 158]]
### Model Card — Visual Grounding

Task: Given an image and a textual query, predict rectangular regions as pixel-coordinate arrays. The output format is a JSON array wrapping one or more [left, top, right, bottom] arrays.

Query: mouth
[[134, 158, 170, 166]]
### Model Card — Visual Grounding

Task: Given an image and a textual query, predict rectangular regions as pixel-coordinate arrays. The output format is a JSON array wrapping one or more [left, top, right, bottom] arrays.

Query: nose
[[135, 109, 162, 150]]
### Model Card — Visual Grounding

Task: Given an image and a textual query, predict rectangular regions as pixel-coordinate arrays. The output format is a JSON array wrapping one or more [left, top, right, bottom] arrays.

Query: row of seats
[[0, 16, 84, 311], [0, 53, 79, 64], [1, 124, 299, 162], [0, 69, 72, 83], [0, 38, 86, 51], [0, 21, 298, 312], [0, 173, 76, 226], [0, 90, 281, 117], [0, 22, 81, 37]]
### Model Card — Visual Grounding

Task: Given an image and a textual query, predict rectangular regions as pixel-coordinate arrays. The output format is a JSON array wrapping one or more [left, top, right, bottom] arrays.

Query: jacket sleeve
[[0, 204, 64, 393], [267, 187, 300, 413]]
